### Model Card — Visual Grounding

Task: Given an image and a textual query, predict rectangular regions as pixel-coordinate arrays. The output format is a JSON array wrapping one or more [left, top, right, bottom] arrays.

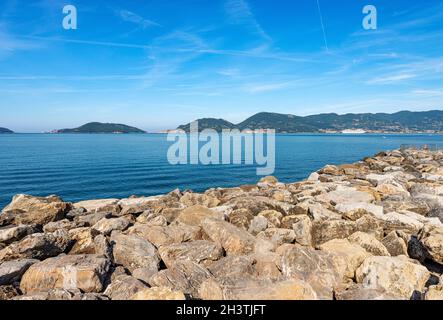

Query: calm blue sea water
[[0, 133, 442, 209]]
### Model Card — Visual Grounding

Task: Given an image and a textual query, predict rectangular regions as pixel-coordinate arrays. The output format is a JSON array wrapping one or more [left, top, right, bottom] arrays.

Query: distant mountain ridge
[[177, 110, 443, 133], [55, 122, 146, 134], [0, 127, 13, 133]]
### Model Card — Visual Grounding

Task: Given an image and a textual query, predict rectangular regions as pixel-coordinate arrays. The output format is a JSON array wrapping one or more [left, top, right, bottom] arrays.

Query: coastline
[[2, 132, 443, 135], [0, 148, 442, 300]]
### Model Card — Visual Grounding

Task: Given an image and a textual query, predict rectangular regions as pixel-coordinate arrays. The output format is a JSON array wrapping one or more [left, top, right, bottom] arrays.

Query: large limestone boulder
[[20, 254, 111, 294], [278, 245, 347, 299], [201, 218, 256, 255], [149, 260, 212, 299], [111, 232, 159, 272], [73, 199, 119, 212], [318, 239, 371, 279], [355, 256, 430, 299], [335, 202, 384, 219], [158, 240, 223, 268], [179, 193, 220, 208], [418, 225, 443, 264], [127, 224, 202, 247], [312, 215, 383, 246], [1, 195, 71, 225], [0, 231, 71, 262], [257, 228, 296, 246], [382, 231, 408, 257], [315, 186, 375, 205], [207, 256, 255, 279], [348, 232, 390, 256], [379, 212, 424, 234], [68, 228, 111, 258], [0, 225, 39, 244], [43, 219, 76, 233], [291, 215, 313, 247], [257, 210, 283, 228], [0, 259, 38, 285], [103, 275, 147, 300], [130, 287, 186, 300], [334, 284, 402, 300], [176, 205, 223, 227], [199, 276, 317, 300], [228, 208, 253, 230], [92, 216, 132, 235], [311, 219, 356, 246], [248, 216, 268, 235], [74, 212, 111, 227]]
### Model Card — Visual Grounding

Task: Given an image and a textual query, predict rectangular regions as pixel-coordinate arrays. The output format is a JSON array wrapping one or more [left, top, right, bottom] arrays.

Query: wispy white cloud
[[412, 89, 443, 97], [217, 68, 240, 77], [366, 73, 417, 85], [117, 9, 161, 29], [0, 27, 43, 60], [245, 82, 291, 94], [225, 0, 271, 42]]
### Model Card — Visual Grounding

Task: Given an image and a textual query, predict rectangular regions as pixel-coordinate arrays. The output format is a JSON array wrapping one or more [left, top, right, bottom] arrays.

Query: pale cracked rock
[[356, 256, 430, 299], [348, 232, 390, 256], [158, 240, 223, 268], [278, 245, 347, 300], [199, 277, 317, 300], [68, 228, 111, 257], [418, 225, 443, 264], [257, 210, 283, 228], [74, 212, 111, 227], [127, 224, 202, 247], [258, 176, 279, 185], [201, 218, 256, 255], [207, 256, 255, 279], [292, 215, 312, 246], [379, 212, 424, 234], [0, 259, 38, 285], [1, 194, 71, 226], [104, 275, 148, 300], [20, 254, 111, 294], [228, 208, 253, 230], [176, 205, 224, 227], [132, 266, 158, 283], [248, 216, 268, 235], [92, 216, 132, 235], [130, 287, 186, 300], [318, 239, 371, 279], [334, 284, 402, 300], [0, 224, 39, 245], [43, 219, 76, 233], [425, 285, 443, 300], [111, 232, 159, 273], [73, 199, 119, 212], [335, 202, 384, 219], [315, 186, 375, 205], [312, 215, 384, 246], [179, 193, 220, 208], [0, 231, 71, 262], [149, 260, 212, 299], [257, 228, 296, 246], [382, 231, 408, 257]]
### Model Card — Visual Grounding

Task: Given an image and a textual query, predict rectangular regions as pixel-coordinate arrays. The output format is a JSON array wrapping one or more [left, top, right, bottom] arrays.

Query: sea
[[0, 133, 442, 209]]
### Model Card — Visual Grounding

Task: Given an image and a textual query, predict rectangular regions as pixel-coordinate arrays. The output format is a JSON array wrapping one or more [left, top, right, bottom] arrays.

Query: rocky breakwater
[[1, 148, 443, 300]]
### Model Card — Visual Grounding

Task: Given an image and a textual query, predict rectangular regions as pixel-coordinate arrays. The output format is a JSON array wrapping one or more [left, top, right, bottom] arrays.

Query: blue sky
[[1, 0, 443, 132]]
